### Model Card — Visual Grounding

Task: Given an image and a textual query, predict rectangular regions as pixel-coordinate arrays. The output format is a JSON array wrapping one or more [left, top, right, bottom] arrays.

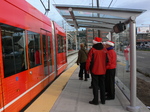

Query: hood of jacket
[[92, 43, 103, 50]]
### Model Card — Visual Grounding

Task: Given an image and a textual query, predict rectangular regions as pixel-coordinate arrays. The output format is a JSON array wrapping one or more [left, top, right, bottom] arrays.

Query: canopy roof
[[54, 4, 146, 32]]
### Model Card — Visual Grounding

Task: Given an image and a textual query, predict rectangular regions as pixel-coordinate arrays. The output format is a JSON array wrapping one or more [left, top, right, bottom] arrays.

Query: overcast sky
[[26, 0, 150, 28]]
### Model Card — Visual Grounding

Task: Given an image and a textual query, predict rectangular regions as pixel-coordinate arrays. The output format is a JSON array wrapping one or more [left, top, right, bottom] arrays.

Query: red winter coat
[[86, 43, 107, 75], [124, 46, 130, 61], [106, 49, 117, 69]]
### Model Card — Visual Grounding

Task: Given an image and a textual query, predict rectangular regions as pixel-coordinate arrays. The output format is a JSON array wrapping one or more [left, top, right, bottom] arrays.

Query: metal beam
[[68, 8, 78, 30]]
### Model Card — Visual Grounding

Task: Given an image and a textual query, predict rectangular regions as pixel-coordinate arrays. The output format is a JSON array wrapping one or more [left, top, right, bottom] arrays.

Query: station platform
[[24, 53, 149, 112], [50, 65, 130, 112]]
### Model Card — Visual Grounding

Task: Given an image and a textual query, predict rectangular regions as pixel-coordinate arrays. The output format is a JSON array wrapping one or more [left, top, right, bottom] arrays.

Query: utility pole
[[92, 0, 94, 39], [97, 0, 99, 17], [40, 0, 50, 15], [97, 0, 101, 37]]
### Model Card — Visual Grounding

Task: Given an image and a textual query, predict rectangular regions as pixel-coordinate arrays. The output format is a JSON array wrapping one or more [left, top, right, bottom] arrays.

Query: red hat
[[105, 41, 115, 46], [93, 37, 102, 44]]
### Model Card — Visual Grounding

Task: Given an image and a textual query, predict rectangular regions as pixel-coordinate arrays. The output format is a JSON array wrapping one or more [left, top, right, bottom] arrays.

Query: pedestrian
[[86, 37, 107, 105], [105, 41, 117, 100], [124, 45, 130, 72], [88, 42, 107, 89], [76, 43, 89, 81]]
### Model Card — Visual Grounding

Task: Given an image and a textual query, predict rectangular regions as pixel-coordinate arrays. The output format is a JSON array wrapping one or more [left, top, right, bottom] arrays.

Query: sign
[[137, 26, 150, 33]]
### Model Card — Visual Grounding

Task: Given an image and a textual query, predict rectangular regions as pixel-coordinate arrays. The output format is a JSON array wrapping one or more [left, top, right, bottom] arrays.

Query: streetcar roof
[[54, 4, 146, 32]]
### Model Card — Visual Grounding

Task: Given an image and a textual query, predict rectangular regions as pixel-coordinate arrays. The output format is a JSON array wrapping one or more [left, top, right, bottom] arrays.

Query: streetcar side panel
[[0, 0, 65, 112], [54, 22, 67, 75]]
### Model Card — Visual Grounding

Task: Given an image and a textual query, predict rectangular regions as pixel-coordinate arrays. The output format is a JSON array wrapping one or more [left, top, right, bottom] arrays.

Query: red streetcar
[[0, 0, 67, 112]]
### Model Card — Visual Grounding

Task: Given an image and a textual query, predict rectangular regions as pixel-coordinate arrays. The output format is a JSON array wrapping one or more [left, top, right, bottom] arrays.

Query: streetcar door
[[41, 30, 52, 76]]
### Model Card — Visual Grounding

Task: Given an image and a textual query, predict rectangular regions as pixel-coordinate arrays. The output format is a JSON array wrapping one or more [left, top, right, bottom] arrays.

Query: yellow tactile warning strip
[[118, 62, 126, 66], [25, 64, 78, 112]]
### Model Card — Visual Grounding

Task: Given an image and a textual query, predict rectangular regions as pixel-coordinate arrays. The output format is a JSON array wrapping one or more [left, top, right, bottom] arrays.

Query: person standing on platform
[[105, 41, 117, 100], [124, 45, 130, 72], [76, 43, 89, 81], [88, 42, 107, 89], [86, 37, 107, 105]]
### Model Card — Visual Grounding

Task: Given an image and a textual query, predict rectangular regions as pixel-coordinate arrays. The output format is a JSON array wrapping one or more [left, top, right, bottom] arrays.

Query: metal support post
[[97, 0, 101, 37], [126, 16, 140, 112]]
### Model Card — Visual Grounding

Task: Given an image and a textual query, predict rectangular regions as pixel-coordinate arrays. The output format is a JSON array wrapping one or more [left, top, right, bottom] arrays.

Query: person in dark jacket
[[86, 37, 107, 105], [77, 43, 89, 81], [105, 41, 117, 100]]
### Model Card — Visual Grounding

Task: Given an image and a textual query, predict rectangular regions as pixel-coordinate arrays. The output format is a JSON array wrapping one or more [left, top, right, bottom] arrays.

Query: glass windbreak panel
[[114, 28, 130, 98], [28, 31, 41, 68], [136, 33, 150, 50], [67, 36, 75, 50], [1, 24, 27, 77]]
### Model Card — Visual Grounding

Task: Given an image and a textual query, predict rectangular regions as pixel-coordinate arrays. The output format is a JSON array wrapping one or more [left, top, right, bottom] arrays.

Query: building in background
[[137, 26, 150, 33], [86, 28, 109, 50], [66, 26, 150, 52], [136, 26, 150, 48]]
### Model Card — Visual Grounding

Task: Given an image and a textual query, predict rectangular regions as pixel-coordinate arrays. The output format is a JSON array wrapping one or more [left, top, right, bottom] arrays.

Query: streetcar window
[[48, 36, 53, 73], [28, 31, 41, 68], [1, 24, 27, 77], [57, 35, 66, 53], [42, 35, 47, 68], [42, 33, 53, 75]]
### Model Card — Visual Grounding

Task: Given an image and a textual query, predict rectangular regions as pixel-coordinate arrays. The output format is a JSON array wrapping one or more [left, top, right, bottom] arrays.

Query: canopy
[[54, 4, 146, 32]]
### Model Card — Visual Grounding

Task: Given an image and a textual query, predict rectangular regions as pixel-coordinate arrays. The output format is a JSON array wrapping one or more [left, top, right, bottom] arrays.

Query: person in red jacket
[[86, 37, 107, 105], [105, 41, 117, 100], [124, 45, 130, 72]]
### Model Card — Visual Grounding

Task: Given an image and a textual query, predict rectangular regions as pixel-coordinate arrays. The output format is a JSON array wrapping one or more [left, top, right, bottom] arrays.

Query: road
[[117, 50, 150, 76], [137, 51, 150, 76]]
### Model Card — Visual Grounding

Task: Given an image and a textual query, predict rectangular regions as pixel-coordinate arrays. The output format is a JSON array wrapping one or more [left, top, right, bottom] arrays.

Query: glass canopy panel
[[100, 14, 125, 19], [58, 10, 70, 16], [76, 20, 94, 22], [58, 9, 126, 20], [55, 4, 145, 24]]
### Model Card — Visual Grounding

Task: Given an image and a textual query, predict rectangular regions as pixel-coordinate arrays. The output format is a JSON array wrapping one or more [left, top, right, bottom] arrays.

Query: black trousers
[[91, 74, 105, 103], [105, 69, 116, 99], [79, 62, 89, 78]]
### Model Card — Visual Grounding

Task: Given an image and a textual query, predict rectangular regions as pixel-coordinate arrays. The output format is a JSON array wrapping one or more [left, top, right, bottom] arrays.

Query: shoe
[[89, 101, 99, 105], [84, 78, 88, 81], [105, 97, 114, 100], [105, 95, 115, 100], [89, 86, 93, 89], [79, 77, 83, 80], [126, 70, 130, 72], [101, 102, 105, 104]]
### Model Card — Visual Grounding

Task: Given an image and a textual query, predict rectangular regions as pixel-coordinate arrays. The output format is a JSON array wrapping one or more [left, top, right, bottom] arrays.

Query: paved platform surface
[[50, 65, 149, 112], [24, 53, 150, 112], [50, 65, 129, 112]]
